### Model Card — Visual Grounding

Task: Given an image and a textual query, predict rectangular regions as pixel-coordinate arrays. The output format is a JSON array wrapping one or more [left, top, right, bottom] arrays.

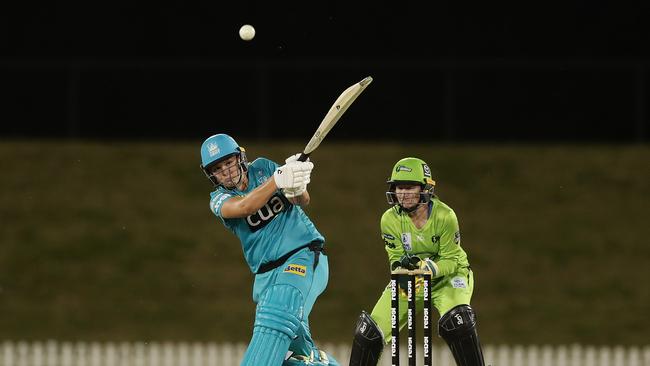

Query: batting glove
[[283, 183, 307, 198], [280, 154, 313, 195], [273, 161, 313, 189], [283, 161, 312, 197]]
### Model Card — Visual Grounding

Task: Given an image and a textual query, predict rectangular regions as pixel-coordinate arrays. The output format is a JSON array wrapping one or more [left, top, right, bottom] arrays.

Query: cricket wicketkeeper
[[349, 157, 486, 366]]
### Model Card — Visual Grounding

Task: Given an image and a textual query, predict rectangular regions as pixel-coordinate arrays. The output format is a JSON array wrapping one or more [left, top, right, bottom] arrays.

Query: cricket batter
[[349, 157, 485, 366], [200, 133, 340, 366]]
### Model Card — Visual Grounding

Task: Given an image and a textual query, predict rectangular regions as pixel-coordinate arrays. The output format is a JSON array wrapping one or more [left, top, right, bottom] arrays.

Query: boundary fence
[[1, 341, 650, 366]]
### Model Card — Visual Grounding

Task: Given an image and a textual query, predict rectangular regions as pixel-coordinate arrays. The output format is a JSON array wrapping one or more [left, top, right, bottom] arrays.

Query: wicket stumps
[[390, 269, 432, 366]]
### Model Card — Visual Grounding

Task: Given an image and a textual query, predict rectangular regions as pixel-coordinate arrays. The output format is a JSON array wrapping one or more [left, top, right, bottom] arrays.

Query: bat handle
[[297, 153, 310, 162]]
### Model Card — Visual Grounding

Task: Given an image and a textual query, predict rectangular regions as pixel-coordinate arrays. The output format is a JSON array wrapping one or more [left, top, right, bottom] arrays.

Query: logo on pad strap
[[284, 264, 307, 276]]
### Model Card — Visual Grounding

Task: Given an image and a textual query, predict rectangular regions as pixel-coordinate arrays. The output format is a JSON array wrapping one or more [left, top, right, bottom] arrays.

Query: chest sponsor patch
[[246, 193, 289, 232], [401, 233, 412, 251], [284, 264, 307, 276], [450, 276, 467, 289]]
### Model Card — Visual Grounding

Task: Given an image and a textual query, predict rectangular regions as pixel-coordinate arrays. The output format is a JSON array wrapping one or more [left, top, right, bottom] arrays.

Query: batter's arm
[[220, 179, 279, 218], [287, 189, 310, 206]]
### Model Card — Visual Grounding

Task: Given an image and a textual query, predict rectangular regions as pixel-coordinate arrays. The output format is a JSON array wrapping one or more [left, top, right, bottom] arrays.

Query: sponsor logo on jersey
[[246, 193, 289, 232], [451, 276, 467, 289], [284, 264, 307, 276], [383, 233, 395, 240], [401, 233, 412, 251], [256, 170, 268, 185], [395, 165, 412, 173], [454, 231, 461, 244]]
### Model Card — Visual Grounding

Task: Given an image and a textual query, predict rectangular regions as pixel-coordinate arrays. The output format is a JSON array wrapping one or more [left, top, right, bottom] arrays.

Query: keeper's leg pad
[[438, 305, 485, 366], [349, 311, 384, 366], [241, 285, 305, 366]]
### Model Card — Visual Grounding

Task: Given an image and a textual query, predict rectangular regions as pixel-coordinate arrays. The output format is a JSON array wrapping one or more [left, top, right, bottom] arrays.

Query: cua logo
[[246, 193, 288, 232]]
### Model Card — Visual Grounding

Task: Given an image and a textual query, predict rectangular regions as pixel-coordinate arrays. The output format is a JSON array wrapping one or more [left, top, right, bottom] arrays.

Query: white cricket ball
[[239, 24, 255, 41]]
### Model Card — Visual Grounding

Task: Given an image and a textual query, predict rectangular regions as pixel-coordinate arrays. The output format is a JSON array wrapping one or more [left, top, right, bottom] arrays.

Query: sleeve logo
[[211, 192, 232, 214]]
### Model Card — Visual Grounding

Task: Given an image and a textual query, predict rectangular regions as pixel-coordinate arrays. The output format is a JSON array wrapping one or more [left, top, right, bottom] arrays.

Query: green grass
[[1, 140, 648, 345]]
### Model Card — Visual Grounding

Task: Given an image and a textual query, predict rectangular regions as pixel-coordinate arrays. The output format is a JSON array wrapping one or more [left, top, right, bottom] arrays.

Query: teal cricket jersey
[[209, 157, 324, 273]]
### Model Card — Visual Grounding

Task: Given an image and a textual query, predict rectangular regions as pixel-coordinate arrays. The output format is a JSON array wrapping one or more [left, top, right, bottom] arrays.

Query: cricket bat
[[297, 76, 373, 161]]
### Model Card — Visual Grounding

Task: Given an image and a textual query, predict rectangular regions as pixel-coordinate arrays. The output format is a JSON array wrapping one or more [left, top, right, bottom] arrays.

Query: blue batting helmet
[[200, 133, 247, 187]]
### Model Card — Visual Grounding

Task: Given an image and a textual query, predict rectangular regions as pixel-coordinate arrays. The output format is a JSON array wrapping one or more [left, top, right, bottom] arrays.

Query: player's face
[[209, 156, 241, 188], [395, 184, 422, 209]]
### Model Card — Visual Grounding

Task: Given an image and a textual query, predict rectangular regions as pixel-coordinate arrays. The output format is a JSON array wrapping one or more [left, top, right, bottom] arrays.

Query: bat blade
[[298, 76, 373, 161]]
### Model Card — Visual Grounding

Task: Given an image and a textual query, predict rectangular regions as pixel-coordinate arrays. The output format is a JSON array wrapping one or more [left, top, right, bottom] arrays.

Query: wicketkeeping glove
[[398, 253, 421, 270], [418, 258, 437, 276], [398, 254, 437, 277]]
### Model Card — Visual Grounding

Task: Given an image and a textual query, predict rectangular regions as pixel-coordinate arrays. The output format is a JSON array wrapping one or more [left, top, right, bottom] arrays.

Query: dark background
[[1, 2, 646, 142]]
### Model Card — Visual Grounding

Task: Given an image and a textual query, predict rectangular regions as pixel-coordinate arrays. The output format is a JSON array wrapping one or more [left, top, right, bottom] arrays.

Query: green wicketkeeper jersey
[[380, 197, 470, 277]]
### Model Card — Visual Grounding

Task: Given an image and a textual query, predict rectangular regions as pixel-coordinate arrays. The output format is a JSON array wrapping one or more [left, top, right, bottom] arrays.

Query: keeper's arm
[[429, 210, 463, 277]]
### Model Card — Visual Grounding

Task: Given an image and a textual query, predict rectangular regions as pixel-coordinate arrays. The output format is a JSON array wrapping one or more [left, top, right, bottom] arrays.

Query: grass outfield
[[1, 140, 648, 345]]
